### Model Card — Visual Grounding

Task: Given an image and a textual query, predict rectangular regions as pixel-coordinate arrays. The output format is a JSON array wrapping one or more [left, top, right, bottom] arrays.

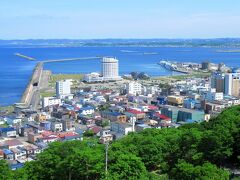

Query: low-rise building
[[111, 122, 134, 136], [101, 111, 127, 123], [167, 96, 184, 106], [42, 97, 61, 108], [125, 110, 145, 120], [79, 106, 95, 115], [51, 122, 63, 132]]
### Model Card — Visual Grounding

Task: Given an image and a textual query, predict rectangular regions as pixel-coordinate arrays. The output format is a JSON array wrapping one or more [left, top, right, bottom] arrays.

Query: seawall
[[20, 62, 43, 105]]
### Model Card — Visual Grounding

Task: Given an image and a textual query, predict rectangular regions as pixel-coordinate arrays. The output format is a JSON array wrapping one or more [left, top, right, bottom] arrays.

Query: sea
[[0, 46, 240, 106]]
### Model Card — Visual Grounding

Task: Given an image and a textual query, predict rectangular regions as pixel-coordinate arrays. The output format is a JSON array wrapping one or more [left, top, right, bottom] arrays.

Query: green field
[[49, 73, 84, 87], [0, 105, 14, 113], [152, 71, 211, 82]]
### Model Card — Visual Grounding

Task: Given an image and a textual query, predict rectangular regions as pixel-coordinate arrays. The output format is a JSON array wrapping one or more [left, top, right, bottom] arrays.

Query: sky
[[1, 0, 240, 39]]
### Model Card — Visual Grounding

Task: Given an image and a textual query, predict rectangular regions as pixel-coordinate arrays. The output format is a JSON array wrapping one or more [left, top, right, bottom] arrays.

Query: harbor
[[158, 60, 192, 74]]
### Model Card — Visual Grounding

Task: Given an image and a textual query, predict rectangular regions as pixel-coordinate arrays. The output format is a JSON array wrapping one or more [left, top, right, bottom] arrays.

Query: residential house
[[101, 111, 127, 123], [125, 110, 146, 120], [79, 106, 95, 115], [51, 121, 63, 132]]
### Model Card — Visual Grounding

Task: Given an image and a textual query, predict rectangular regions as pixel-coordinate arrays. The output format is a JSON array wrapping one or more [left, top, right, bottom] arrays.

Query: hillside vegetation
[[1, 106, 240, 179]]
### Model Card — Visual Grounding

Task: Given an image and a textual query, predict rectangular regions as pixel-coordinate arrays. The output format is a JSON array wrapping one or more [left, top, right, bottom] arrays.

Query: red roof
[[148, 105, 158, 110], [155, 113, 171, 120], [127, 109, 145, 115], [90, 126, 102, 134], [58, 132, 78, 138], [4, 139, 23, 147], [41, 131, 55, 138]]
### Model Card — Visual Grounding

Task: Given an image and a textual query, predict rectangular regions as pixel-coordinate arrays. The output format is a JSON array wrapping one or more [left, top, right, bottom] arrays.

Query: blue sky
[[1, 0, 240, 39]]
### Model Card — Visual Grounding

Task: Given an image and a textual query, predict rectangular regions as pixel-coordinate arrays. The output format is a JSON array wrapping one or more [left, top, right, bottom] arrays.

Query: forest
[[1, 105, 240, 180]]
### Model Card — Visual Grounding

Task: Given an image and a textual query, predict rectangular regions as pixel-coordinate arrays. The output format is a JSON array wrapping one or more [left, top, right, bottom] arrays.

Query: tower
[[101, 57, 121, 81]]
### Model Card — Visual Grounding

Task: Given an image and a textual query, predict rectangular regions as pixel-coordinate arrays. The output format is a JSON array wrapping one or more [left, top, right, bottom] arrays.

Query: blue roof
[[0, 127, 15, 133], [108, 112, 122, 116], [3, 149, 13, 155], [10, 163, 24, 170], [80, 106, 94, 111]]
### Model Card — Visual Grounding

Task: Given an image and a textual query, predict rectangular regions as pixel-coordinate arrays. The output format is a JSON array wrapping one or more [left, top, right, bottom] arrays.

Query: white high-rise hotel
[[101, 57, 121, 81]]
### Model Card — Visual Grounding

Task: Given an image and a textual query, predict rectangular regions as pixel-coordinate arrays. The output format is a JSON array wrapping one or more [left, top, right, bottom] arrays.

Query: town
[[0, 57, 240, 170]]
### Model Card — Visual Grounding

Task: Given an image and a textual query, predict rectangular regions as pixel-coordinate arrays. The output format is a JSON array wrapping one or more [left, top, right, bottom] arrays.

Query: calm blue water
[[0, 46, 240, 106]]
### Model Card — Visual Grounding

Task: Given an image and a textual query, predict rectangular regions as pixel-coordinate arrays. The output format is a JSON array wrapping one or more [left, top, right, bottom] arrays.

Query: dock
[[42, 56, 102, 63], [15, 53, 36, 61], [20, 62, 43, 107]]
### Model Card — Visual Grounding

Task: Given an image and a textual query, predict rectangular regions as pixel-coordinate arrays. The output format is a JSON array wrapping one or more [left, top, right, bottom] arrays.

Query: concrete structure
[[211, 72, 225, 93], [111, 122, 134, 136], [126, 82, 142, 95], [79, 107, 95, 115], [206, 89, 224, 101], [99, 130, 113, 144], [101, 57, 121, 81], [101, 111, 127, 123], [42, 97, 61, 108], [56, 80, 71, 98], [62, 119, 75, 132], [125, 110, 146, 120], [225, 73, 240, 97], [83, 72, 104, 83], [225, 73, 233, 95], [161, 105, 205, 123], [167, 96, 184, 106], [51, 122, 63, 132], [202, 61, 210, 70], [232, 76, 240, 97]]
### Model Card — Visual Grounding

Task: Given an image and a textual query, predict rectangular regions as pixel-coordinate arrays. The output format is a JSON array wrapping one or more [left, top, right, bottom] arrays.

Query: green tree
[[0, 160, 13, 180], [171, 161, 230, 180], [84, 130, 95, 137], [108, 152, 148, 180]]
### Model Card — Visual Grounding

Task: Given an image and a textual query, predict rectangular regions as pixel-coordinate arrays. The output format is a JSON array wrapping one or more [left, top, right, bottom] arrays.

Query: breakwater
[[20, 62, 43, 105]]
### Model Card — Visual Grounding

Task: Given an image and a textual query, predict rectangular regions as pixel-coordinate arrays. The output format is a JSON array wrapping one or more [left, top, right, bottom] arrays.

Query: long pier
[[15, 53, 36, 61], [16, 53, 102, 109], [42, 56, 102, 63], [20, 62, 43, 106]]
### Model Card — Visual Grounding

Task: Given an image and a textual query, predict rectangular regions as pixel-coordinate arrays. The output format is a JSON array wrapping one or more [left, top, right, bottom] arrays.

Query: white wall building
[[102, 57, 121, 81], [56, 80, 71, 98], [126, 81, 142, 95], [206, 88, 224, 101], [83, 72, 104, 82], [225, 73, 233, 95], [42, 97, 61, 108], [111, 122, 134, 136], [51, 122, 63, 132]]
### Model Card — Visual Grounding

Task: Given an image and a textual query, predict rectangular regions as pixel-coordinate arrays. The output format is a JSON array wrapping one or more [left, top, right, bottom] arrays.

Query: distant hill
[[1, 38, 240, 48]]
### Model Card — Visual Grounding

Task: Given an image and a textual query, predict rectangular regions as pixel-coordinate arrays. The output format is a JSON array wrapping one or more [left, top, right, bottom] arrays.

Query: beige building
[[232, 78, 240, 97], [167, 96, 184, 106]]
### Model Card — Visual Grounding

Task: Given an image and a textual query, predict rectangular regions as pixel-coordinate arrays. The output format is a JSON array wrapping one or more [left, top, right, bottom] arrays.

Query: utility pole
[[105, 141, 109, 178]]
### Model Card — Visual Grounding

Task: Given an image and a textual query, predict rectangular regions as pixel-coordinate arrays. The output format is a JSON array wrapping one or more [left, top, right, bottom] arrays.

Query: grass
[[0, 106, 14, 113], [49, 74, 84, 87], [40, 91, 56, 98], [152, 71, 211, 82]]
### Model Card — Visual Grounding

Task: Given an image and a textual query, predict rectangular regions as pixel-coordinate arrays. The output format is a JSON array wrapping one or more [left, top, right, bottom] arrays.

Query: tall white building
[[126, 81, 142, 95], [225, 73, 240, 97], [56, 80, 71, 98], [225, 74, 233, 96], [102, 57, 121, 81]]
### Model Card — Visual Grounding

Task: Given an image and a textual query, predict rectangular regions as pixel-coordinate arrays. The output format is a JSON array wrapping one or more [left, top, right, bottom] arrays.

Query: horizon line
[[1, 37, 240, 41]]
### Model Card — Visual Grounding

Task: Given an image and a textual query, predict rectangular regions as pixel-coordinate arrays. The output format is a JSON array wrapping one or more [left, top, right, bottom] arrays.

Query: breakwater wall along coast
[[18, 55, 102, 107], [20, 62, 43, 105]]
